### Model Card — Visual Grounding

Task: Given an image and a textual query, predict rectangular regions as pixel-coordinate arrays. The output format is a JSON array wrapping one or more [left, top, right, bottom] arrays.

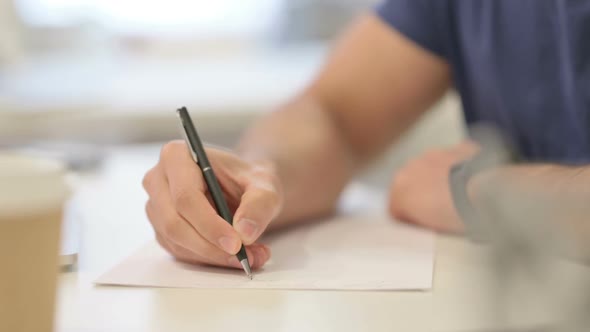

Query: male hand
[[142, 140, 283, 269], [388, 142, 479, 233]]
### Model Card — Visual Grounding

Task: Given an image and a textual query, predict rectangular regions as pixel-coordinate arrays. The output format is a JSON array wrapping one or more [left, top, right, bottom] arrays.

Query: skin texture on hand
[[388, 142, 479, 233], [142, 141, 283, 270]]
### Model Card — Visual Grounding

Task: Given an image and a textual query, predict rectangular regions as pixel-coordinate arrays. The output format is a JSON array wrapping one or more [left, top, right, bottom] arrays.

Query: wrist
[[449, 161, 482, 235], [449, 161, 515, 242]]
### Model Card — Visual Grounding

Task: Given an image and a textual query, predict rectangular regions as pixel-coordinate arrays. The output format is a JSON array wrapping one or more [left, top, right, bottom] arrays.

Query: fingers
[[144, 141, 281, 270], [145, 197, 237, 265], [146, 196, 272, 269], [233, 182, 283, 245], [227, 243, 272, 270], [155, 232, 271, 270], [155, 232, 206, 265], [169, 180, 242, 255], [160, 141, 242, 255], [387, 143, 473, 233]]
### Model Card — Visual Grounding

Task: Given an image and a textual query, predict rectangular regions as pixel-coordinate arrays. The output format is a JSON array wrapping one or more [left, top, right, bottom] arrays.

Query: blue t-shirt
[[377, 0, 590, 163]]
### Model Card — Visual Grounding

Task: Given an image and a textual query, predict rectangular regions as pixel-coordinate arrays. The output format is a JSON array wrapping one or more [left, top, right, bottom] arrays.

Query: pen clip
[[177, 120, 199, 164]]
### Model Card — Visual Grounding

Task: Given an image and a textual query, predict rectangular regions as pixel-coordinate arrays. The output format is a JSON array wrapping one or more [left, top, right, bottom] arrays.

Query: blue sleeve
[[375, 0, 451, 59]]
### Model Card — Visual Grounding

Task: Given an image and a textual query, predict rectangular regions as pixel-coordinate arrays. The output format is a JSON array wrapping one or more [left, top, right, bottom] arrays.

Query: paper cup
[[0, 153, 70, 332]]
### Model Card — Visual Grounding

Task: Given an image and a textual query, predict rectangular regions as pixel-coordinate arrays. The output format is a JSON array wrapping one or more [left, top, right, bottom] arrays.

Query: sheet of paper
[[96, 216, 435, 290]]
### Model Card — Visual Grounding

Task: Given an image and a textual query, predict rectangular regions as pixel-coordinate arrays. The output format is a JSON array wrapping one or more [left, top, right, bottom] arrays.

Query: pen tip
[[240, 258, 253, 280]]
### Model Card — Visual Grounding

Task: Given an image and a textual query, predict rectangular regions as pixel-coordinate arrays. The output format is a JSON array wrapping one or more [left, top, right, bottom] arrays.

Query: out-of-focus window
[[15, 0, 284, 40], [0, 0, 375, 143], [13, 0, 375, 47]]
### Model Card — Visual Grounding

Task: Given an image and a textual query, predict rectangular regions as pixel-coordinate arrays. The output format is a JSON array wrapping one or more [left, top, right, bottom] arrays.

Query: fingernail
[[235, 219, 259, 241], [219, 236, 239, 254]]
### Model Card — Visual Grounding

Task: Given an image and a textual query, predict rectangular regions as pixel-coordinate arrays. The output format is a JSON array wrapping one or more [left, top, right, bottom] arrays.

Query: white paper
[[96, 216, 435, 290]]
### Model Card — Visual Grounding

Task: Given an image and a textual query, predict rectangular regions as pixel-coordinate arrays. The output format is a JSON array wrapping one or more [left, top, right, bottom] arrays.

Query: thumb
[[233, 185, 282, 245]]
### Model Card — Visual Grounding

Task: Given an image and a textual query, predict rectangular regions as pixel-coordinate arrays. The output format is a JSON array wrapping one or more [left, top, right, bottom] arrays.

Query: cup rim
[[0, 152, 66, 178]]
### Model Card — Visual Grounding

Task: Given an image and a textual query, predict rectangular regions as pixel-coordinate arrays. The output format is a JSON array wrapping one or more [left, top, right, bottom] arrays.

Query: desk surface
[[55, 145, 581, 332]]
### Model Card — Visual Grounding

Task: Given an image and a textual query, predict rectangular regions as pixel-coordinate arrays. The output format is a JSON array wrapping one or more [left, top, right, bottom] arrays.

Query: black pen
[[176, 107, 253, 279]]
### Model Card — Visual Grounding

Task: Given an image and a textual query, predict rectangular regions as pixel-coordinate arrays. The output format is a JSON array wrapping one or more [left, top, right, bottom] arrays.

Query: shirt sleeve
[[375, 0, 451, 59]]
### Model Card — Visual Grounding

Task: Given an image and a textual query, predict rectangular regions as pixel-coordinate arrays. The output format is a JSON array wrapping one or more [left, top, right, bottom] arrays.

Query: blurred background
[[0, 0, 464, 185], [4, 0, 461, 279], [8, 4, 564, 330], [6, 4, 590, 330], [0, 0, 467, 288]]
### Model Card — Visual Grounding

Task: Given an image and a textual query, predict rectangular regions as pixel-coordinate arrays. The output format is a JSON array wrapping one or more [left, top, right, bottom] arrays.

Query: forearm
[[236, 14, 451, 228], [236, 95, 360, 228]]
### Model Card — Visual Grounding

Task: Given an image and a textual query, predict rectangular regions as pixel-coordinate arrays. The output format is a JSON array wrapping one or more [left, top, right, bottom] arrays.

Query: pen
[[176, 107, 253, 279]]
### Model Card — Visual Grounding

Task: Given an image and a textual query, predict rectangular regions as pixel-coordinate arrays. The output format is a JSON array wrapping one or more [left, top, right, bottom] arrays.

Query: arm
[[143, 13, 451, 269], [238, 13, 451, 228]]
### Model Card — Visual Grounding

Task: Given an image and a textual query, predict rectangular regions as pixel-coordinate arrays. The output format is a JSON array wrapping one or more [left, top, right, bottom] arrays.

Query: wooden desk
[[55, 145, 576, 332]]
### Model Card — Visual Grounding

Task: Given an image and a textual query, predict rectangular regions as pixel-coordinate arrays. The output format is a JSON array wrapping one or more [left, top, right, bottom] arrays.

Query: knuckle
[[388, 193, 411, 222], [261, 188, 280, 205], [251, 188, 282, 215], [171, 187, 193, 210], [248, 172, 283, 205], [161, 219, 180, 239], [160, 140, 184, 160], [250, 166, 272, 181], [249, 165, 281, 187], [267, 173, 283, 197], [391, 169, 410, 191], [142, 167, 156, 191], [145, 200, 175, 229]]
